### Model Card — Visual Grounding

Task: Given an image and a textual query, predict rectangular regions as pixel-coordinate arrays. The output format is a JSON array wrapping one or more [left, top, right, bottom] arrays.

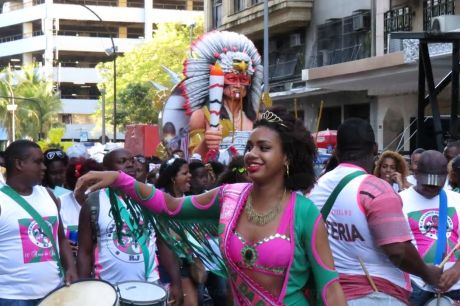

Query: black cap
[[337, 118, 375, 151]]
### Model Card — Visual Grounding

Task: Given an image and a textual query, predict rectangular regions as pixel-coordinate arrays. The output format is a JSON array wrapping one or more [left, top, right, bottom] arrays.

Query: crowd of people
[[2, 108, 460, 305]]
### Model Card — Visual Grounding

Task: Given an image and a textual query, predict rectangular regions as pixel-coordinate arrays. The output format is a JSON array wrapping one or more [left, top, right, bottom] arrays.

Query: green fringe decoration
[[153, 216, 228, 279], [107, 187, 227, 278]]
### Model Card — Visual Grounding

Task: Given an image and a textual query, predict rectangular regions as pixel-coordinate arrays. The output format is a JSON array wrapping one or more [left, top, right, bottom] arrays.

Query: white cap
[[190, 153, 202, 161], [66, 143, 89, 159]]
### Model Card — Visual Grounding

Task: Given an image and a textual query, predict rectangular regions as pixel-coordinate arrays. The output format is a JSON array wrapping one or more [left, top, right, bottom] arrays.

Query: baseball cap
[[417, 150, 447, 187]]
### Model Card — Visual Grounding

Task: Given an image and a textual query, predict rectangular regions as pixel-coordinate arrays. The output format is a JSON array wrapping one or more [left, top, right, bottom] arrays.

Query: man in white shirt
[[0, 140, 77, 305], [400, 150, 460, 305]]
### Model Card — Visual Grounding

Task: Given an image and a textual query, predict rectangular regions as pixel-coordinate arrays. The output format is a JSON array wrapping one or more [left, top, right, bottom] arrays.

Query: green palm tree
[[16, 65, 62, 140], [0, 66, 18, 142], [0, 65, 62, 141]]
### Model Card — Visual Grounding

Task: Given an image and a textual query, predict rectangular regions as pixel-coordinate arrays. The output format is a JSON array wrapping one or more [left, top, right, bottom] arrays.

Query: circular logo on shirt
[[105, 220, 153, 263], [418, 211, 453, 239], [27, 221, 53, 249]]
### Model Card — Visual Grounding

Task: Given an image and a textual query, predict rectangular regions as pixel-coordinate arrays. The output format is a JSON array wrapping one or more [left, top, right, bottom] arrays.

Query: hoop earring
[[285, 163, 290, 177]]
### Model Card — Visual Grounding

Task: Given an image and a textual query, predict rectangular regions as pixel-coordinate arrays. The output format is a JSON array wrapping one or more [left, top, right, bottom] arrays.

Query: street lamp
[[187, 20, 196, 57], [100, 87, 106, 144], [5, 65, 16, 142], [105, 46, 117, 142], [6, 103, 17, 142], [65, 0, 117, 142]]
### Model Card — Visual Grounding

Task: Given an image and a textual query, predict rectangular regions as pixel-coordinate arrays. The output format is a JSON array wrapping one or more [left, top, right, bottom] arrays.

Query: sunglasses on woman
[[45, 150, 65, 160]]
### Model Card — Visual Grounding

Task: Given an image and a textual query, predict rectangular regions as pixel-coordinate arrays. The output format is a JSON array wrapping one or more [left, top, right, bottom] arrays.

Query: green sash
[[320, 170, 366, 219], [0, 185, 64, 277], [107, 188, 153, 280]]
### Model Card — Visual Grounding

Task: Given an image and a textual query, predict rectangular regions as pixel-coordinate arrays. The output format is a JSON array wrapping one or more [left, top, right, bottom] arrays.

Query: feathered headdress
[[181, 31, 263, 116]]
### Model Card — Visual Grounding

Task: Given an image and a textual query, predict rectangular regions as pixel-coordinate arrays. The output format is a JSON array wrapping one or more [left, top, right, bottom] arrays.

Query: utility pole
[[100, 87, 106, 144]]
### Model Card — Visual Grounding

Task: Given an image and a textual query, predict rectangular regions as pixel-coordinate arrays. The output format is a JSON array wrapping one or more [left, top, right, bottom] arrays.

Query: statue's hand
[[205, 127, 223, 150]]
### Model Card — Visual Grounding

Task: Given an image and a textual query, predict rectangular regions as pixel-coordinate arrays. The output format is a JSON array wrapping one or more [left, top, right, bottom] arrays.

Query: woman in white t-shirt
[[59, 158, 102, 255], [374, 151, 412, 192]]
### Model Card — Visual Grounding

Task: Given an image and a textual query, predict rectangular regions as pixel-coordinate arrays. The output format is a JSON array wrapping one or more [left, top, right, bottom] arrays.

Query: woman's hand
[[74, 171, 120, 199], [390, 172, 404, 187]]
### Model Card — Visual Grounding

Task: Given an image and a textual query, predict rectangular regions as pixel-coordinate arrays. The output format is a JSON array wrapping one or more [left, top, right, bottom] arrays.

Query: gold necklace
[[244, 189, 286, 226]]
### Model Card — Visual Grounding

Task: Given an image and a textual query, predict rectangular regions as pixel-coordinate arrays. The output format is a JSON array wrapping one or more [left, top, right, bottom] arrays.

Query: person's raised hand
[[390, 172, 404, 187]]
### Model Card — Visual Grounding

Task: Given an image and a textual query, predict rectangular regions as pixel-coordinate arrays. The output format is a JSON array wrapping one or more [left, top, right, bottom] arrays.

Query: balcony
[[218, 0, 313, 39], [60, 98, 99, 115]]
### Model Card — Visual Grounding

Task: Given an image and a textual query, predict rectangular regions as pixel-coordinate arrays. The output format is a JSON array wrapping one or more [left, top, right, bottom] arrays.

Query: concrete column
[[22, 53, 33, 65], [186, 0, 193, 10], [377, 94, 418, 152], [144, 0, 153, 41], [119, 26, 127, 38], [43, 0, 54, 81], [301, 99, 318, 132], [203, 0, 211, 31], [23, 22, 32, 38], [375, 0, 390, 56], [376, 96, 389, 151]]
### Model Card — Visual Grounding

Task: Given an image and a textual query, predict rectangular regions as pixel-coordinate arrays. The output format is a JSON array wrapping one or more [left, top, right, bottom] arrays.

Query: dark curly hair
[[156, 157, 188, 196], [216, 156, 249, 185], [253, 106, 317, 191], [66, 158, 103, 190]]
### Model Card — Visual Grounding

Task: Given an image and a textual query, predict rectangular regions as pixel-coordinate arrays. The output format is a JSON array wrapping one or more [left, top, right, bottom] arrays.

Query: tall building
[[206, 0, 460, 152], [0, 0, 203, 141]]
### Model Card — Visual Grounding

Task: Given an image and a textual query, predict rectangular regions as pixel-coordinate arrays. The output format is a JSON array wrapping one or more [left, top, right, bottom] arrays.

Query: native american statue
[[157, 31, 263, 162], [182, 31, 263, 159]]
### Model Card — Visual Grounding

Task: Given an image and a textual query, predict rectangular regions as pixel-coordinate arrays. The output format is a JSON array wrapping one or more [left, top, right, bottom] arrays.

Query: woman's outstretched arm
[[75, 170, 221, 219]]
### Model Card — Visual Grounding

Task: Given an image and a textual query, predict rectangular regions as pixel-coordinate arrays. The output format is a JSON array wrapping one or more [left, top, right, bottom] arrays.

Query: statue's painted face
[[224, 83, 248, 101], [224, 72, 251, 86]]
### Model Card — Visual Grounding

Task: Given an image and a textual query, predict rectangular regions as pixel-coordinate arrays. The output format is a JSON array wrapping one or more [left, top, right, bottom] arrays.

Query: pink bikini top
[[227, 192, 294, 276]]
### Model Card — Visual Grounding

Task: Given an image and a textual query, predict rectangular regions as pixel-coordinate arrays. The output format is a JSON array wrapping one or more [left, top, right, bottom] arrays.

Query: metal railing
[[1, 0, 44, 13], [153, 3, 186, 9], [60, 94, 100, 99], [423, 0, 455, 30], [0, 30, 43, 44], [57, 29, 117, 38], [384, 6, 413, 53]]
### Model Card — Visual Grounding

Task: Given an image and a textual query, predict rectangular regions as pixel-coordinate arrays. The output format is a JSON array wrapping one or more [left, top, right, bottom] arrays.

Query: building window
[[61, 114, 72, 124], [384, 6, 413, 53], [234, 0, 244, 12], [212, 0, 222, 29], [423, 0, 455, 30], [251, 0, 260, 5], [313, 10, 371, 67]]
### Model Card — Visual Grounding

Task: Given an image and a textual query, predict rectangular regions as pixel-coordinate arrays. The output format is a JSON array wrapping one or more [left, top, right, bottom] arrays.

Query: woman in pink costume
[[76, 107, 346, 306]]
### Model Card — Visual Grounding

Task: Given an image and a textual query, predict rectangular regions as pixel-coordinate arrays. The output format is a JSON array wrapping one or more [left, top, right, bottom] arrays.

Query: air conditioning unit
[[289, 33, 302, 47], [353, 14, 370, 31], [387, 34, 404, 53], [431, 15, 460, 32]]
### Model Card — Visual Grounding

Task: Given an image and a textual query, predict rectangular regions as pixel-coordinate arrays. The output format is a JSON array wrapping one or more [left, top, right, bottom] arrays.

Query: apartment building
[[206, 0, 460, 151], [0, 0, 203, 141]]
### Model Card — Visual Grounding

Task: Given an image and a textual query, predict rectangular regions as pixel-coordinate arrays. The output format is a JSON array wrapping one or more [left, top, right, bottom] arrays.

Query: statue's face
[[223, 72, 250, 101], [224, 72, 251, 86], [223, 83, 247, 101]]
